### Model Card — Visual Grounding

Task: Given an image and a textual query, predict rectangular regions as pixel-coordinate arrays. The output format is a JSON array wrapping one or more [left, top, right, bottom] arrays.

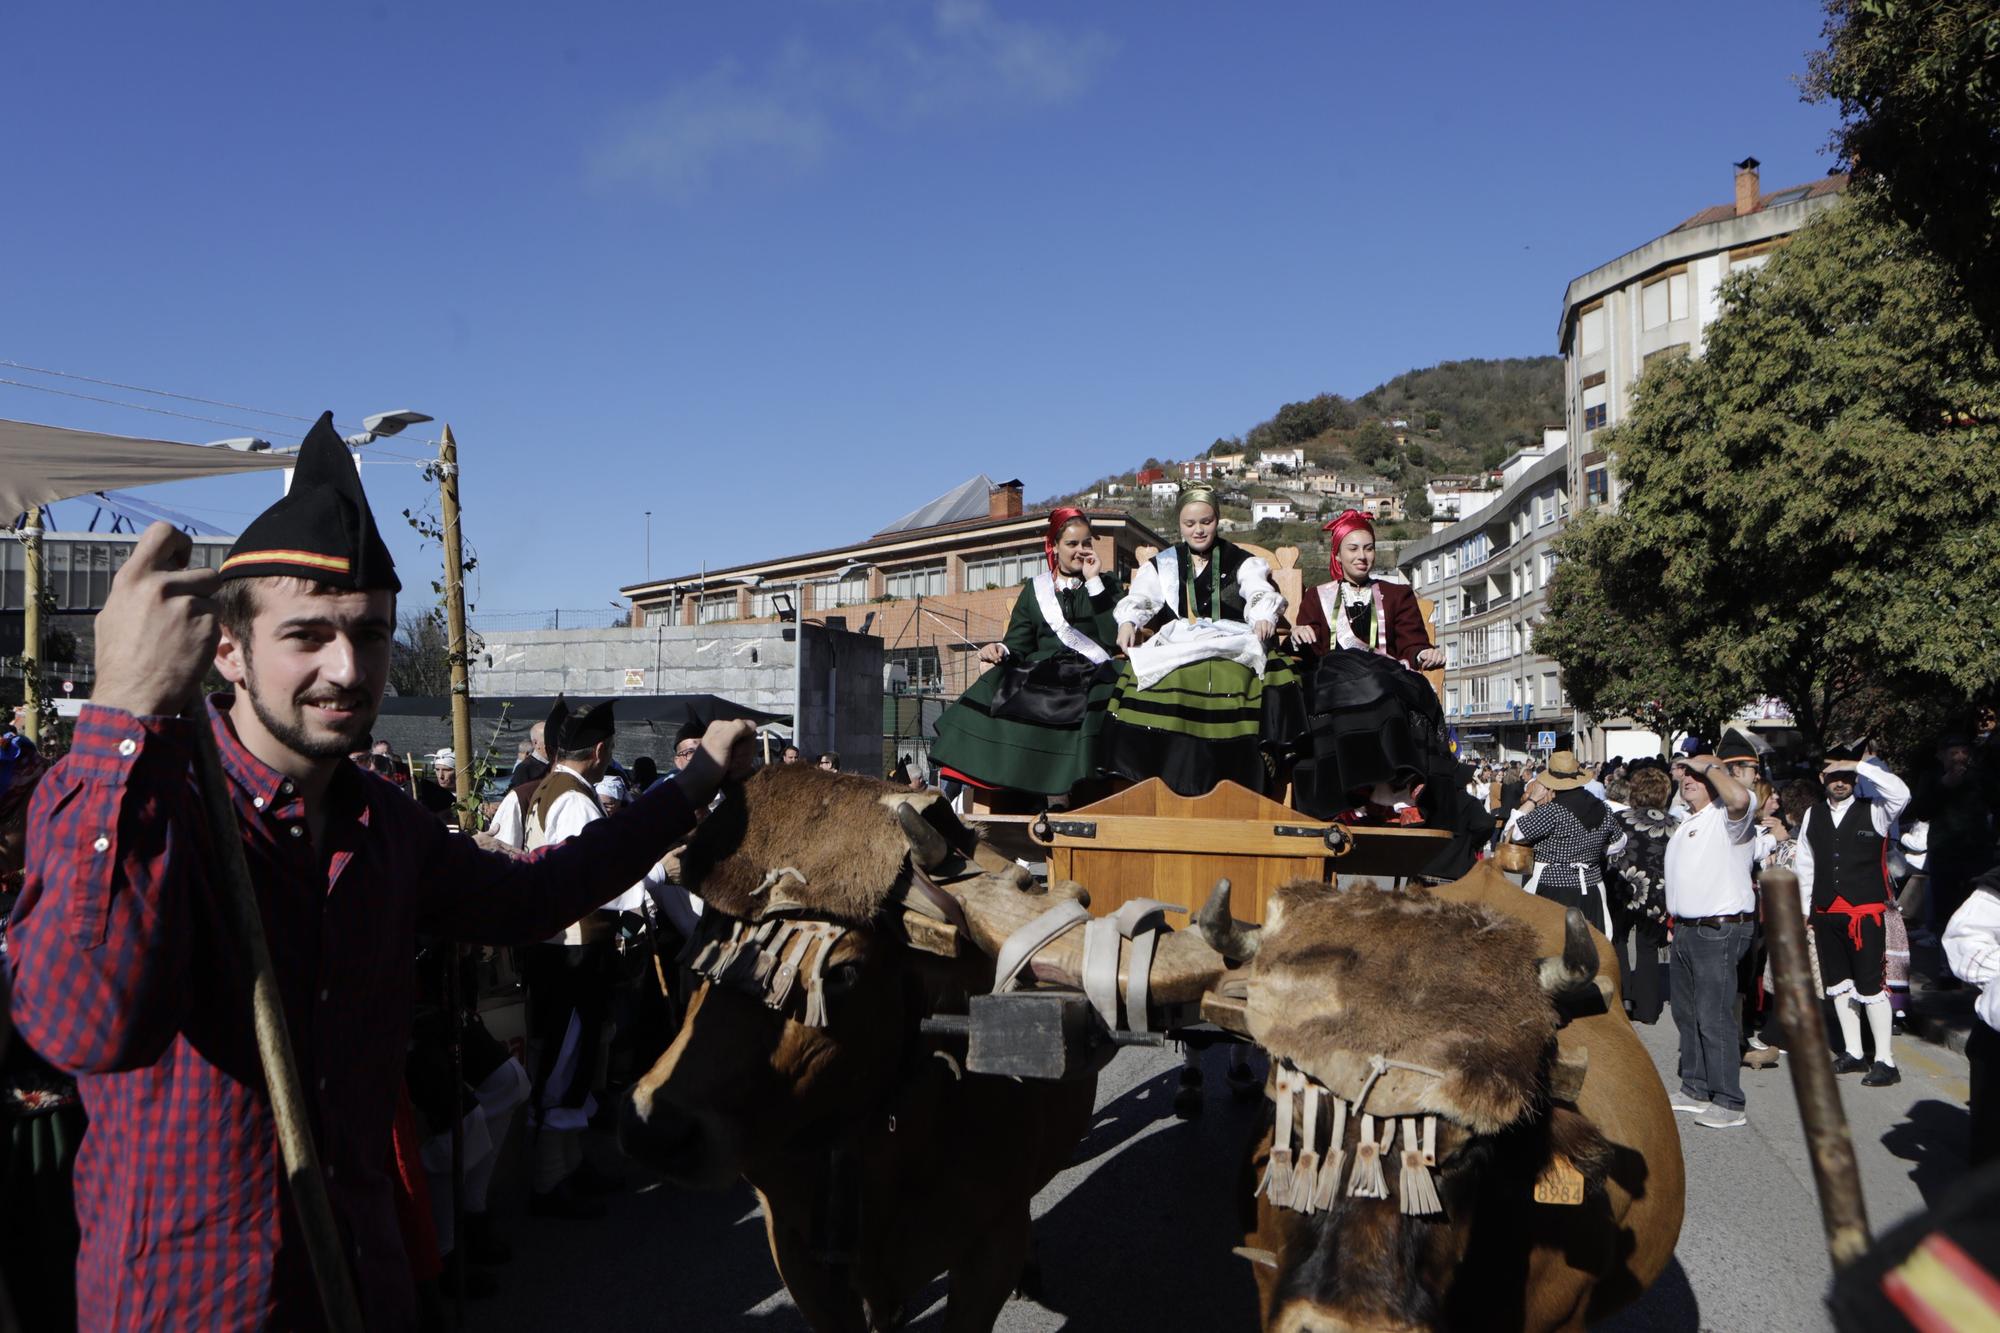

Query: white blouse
[[1114, 547, 1285, 630]]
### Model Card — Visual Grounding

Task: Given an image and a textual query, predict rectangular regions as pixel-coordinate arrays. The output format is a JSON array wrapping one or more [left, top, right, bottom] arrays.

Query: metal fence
[[466, 608, 633, 633]]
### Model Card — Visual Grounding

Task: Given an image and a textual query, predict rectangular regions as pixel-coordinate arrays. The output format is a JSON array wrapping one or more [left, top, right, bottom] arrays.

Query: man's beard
[[242, 664, 378, 761]]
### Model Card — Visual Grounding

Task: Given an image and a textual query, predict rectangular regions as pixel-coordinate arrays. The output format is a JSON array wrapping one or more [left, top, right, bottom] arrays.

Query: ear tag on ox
[[1286, 1082, 1322, 1212], [1260, 1067, 1298, 1205], [1311, 1095, 1348, 1211], [1398, 1116, 1443, 1217], [1348, 1114, 1393, 1200], [1533, 1154, 1585, 1207]]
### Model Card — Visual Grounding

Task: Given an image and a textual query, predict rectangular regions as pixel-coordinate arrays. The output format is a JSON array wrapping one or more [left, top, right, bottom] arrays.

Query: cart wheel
[[1324, 826, 1353, 857]]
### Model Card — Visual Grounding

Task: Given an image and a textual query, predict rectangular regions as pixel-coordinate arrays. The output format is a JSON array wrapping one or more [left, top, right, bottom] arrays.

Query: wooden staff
[[187, 715, 365, 1332], [1760, 866, 1872, 1268], [437, 423, 474, 1324]]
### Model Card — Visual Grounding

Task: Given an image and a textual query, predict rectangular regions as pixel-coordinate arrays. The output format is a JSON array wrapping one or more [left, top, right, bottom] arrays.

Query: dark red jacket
[[1295, 578, 1434, 667]]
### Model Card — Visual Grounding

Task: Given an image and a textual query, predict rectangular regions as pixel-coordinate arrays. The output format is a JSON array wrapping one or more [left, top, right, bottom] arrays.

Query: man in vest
[[1795, 740, 1912, 1086], [487, 696, 566, 849], [521, 699, 700, 1215]]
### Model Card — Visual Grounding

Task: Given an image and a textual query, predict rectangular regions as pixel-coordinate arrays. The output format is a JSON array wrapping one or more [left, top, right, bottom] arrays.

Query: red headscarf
[[1323, 509, 1375, 578], [1045, 507, 1089, 578]]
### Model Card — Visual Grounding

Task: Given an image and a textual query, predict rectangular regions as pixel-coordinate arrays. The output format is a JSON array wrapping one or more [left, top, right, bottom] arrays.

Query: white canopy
[[1, 417, 293, 524]]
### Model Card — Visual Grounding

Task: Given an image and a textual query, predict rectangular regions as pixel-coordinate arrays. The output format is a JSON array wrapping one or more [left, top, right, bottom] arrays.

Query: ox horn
[[1536, 907, 1599, 997], [896, 800, 953, 872], [1196, 879, 1261, 964]]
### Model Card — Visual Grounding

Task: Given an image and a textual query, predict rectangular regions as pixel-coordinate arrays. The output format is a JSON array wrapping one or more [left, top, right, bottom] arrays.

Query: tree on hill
[[1535, 196, 2000, 750]]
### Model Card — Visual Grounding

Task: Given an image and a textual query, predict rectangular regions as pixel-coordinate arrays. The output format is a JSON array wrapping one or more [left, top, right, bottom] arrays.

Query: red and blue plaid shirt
[[7, 699, 698, 1330]]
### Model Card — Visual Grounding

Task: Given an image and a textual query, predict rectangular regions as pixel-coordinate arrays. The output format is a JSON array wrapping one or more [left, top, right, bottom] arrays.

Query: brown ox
[[620, 765, 1226, 1332], [1199, 863, 1683, 1333]]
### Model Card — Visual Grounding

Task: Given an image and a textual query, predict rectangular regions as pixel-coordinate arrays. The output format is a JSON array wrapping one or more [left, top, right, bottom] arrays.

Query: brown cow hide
[[1246, 880, 1556, 1135], [678, 765, 949, 923]]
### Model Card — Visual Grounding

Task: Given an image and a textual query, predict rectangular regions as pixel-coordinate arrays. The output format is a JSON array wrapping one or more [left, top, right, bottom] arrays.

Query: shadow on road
[[1880, 1097, 1971, 1205], [1596, 1255, 1700, 1332]]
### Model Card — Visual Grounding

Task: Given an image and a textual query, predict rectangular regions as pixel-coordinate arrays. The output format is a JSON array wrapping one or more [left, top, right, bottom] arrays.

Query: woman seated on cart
[[1099, 483, 1304, 797], [1291, 508, 1467, 833], [929, 507, 1122, 803]]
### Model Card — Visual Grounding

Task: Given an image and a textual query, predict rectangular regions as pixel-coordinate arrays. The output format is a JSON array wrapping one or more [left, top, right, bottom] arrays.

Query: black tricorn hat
[[220, 412, 400, 591], [1821, 737, 1867, 777], [564, 700, 616, 750], [674, 709, 706, 746], [542, 695, 570, 754], [1715, 730, 1760, 763]]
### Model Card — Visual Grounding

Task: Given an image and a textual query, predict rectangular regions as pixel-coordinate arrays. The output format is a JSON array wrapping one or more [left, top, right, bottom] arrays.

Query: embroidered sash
[[1322, 582, 1387, 655]]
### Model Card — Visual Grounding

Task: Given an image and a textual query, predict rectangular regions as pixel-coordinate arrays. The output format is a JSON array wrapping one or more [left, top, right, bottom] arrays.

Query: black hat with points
[[564, 700, 616, 751], [220, 411, 400, 591]]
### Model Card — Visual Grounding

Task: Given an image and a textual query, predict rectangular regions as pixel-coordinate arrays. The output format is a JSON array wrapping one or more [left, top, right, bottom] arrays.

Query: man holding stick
[[6, 413, 754, 1330]]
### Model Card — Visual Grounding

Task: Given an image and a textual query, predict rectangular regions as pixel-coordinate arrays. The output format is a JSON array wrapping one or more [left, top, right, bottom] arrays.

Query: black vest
[[1149, 541, 1250, 628], [1804, 796, 1889, 912]]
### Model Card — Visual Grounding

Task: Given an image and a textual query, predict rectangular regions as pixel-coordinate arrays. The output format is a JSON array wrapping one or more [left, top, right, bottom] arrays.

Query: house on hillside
[[1148, 479, 1180, 501], [1135, 466, 1167, 487], [1210, 451, 1246, 474], [1179, 458, 1219, 482], [1251, 500, 1297, 525], [1425, 475, 1499, 526], [1256, 447, 1305, 472]]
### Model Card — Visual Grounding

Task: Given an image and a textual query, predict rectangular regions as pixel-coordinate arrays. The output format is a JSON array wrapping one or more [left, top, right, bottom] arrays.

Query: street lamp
[[345, 409, 434, 447], [206, 436, 273, 452]]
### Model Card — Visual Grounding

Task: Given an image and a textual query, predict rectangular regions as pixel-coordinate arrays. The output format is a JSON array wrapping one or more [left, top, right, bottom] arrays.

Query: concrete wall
[[466, 621, 885, 773]]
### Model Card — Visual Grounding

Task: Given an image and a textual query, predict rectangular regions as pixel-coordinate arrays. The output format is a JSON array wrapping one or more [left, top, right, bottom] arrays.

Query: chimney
[[987, 479, 1023, 520], [1734, 157, 1761, 217]]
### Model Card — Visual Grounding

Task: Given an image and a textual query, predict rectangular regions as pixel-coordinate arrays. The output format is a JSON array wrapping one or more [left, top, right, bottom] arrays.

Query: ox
[[1197, 863, 1684, 1333], [620, 765, 1225, 1332]]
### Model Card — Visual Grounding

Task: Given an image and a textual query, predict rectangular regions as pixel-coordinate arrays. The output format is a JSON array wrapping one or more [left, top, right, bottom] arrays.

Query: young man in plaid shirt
[[7, 413, 753, 1330]]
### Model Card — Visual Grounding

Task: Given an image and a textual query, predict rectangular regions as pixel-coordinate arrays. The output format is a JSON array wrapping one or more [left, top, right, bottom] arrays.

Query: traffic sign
[[61, 680, 74, 695], [1536, 730, 1557, 751]]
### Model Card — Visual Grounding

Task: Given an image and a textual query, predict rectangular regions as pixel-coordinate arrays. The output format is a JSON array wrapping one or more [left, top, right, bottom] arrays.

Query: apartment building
[[1399, 448, 1575, 762], [1560, 158, 1847, 512]]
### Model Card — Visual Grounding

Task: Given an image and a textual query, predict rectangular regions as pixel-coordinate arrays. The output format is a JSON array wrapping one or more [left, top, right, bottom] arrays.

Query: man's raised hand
[[92, 522, 221, 718], [677, 719, 758, 804]]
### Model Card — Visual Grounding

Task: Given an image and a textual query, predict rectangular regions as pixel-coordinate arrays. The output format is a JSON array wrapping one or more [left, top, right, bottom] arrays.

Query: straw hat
[[1539, 750, 1590, 791]]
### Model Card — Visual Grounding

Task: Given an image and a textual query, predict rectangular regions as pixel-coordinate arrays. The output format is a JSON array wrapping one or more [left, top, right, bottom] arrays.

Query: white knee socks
[[1836, 994, 1865, 1058], [1864, 996, 1896, 1067]]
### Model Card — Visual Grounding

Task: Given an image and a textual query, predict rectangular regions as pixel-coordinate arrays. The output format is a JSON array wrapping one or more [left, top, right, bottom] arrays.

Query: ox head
[[620, 765, 1066, 1188], [1199, 879, 1609, 1333]]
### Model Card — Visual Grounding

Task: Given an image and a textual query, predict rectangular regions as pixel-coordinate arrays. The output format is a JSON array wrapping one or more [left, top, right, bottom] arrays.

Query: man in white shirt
[[1944, 870, 2000, 1166], [519, 700, 700, 1217], [1796, 744, 1912, 1086], [1662, 753, 1760, 1129]]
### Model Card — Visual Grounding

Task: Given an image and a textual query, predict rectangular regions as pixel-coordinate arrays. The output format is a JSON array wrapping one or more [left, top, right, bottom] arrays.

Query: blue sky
[[4, 1, 1840, 614]]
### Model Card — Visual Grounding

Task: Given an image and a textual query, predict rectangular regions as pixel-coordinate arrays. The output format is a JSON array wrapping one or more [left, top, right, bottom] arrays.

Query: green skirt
[[930, 659, 1114, 796], [1101, 655, 1306, 797]]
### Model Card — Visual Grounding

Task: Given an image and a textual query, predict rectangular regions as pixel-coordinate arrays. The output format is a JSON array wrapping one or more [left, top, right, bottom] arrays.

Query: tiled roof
[[1671, 175, 1848, 233]]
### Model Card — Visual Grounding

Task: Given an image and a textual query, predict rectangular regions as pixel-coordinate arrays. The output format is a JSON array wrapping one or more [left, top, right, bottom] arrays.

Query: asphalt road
[[478, 1014, 1972, 1331]]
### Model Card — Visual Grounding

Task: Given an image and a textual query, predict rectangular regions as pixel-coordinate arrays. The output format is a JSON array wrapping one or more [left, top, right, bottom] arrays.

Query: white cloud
[[589, 1, 1115, 198]]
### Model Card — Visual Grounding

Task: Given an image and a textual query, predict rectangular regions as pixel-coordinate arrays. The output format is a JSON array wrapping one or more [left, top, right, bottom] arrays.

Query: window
[[1425, 558, 1438, 584], [1541, 551, 1558, 583], [1445, 639, 1460, 669], [748, 588, 788, 619], [817, 573, 870, 609], [1486, 623, 1510, 661], [1538, 493, 1555, 526], [1445, 686, 1460, 714], [884, 563, 946, 600], [1468, 675, 1490, 709], [1441, 591, 1458, 625], [1444, 551, 1459, 576], [1641, 272, 1689, 329], [1541, 672, 1559, 708], [962, 550, 1038, 592], [884, 646, 942, 693], [1578, 305, 1605, 357], [697, 591, 739, 624], [1582, 382, 1608, 432], [1585, 465, 1610, 507]]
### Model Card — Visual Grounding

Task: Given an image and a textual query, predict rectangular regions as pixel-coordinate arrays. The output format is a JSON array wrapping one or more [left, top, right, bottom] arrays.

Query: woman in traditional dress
[[1510, 751, 1627, 936], [1290, 509, 1467, 835], [929, 507, 1122, 801], [1100, 484, 1301, 796], [1608, 764, 1676, 1024]]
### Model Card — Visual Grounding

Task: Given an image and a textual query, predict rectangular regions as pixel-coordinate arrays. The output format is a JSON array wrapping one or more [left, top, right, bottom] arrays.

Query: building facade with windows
[[1398, 448, 1577, 763], [621, 475, 1168, 713], [1560, 158, 1847, 512]]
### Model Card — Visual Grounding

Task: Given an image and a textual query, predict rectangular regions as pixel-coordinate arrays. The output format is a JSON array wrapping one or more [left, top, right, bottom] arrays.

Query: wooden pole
[[1760, 867, 1872, 1269], [19, 516, 42, 745], [186, 717, 364, 1332], [436, 424, 473, 1320]]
